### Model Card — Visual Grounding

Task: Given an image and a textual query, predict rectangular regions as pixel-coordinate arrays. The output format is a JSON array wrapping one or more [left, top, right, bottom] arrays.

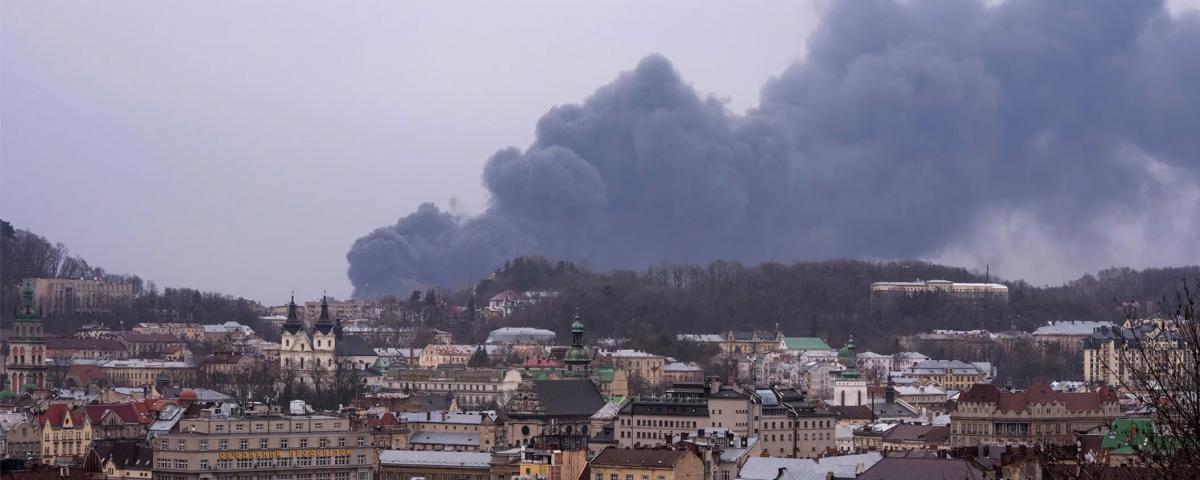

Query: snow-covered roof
[[664, 361, 703, 372], [1033, 321, 1113, 336], [379, 450, 492, 468], [675, 334, 723, 343]]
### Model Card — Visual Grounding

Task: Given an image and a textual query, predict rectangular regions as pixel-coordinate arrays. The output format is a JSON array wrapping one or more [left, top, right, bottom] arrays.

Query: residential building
[[601, 350, 666, 386], [201, 322, 256, 344], [120, 332, 186, 358], [377, 450, 492, 480], [132, 323, 205, 342], [950, 383, 1120, 447], [46, 339, 129, 362], [1082, 319, 1191, 386], [7, 281, 48, 391], [756, 387, 837, 458], [302, 298, 375, 322], [905, 360, 989, 390], [394, 411, 499, 452], [1032, 321, 1113, 351], [485, 327, 557, 345], [80, 404, 153, 442], [720, 331, 779, 355], [588, 447, 704, 480], [385, 367, 522, 408], [614, 380, 756, 449], [39, 404, 92, 465], [1, 412, 40, 463], [878, 424, 950, 452], [869, 280, 1008, 303], [150, 413, 376, 480], [95, 359, 196, 387], [663, 362, 704, 384], [28, 277, 135, 315], [93, 441, 153, 480]]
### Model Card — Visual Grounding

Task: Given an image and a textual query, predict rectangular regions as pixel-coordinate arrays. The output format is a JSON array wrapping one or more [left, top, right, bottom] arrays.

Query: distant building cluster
[[0, 279, 1188, 480]]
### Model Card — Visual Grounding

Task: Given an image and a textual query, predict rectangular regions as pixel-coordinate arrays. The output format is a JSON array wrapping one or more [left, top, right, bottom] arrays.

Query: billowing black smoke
[[349, 0, 1200, 298]]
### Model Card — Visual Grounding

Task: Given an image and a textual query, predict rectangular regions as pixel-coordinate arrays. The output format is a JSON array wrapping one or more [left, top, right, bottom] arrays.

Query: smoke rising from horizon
[[348, 0, 1200, 298]]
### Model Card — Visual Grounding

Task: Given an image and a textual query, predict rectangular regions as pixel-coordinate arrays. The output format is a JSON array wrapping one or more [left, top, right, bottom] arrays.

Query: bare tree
[[1099, 278, 1199, 479]]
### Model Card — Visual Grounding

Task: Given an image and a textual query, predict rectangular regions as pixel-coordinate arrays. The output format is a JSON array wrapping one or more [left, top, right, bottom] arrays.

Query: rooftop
[[378, 450, 492, 468]]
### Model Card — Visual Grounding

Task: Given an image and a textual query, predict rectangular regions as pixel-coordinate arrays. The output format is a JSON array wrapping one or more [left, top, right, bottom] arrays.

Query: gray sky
[[4, 1, 1198, 303], [1, 1, 819, 302]]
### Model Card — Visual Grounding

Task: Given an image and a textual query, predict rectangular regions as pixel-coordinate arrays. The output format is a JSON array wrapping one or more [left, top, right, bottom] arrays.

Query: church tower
[[832, 335, 867, 406], [311, 295, 336, 370], [7, 279, 48, 391], [563, 309, 591, 375]]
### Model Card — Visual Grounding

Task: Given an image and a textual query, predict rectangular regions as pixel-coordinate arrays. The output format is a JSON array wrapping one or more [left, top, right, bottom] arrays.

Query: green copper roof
[[1101, 419, 1178, 455], [783, 337, 831, 351]]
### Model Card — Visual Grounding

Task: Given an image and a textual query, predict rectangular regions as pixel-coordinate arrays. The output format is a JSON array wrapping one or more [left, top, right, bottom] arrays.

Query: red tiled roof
[[958, 383, 1117, 413], [81, 404, 155, 426], [591, 447, 690, 468], [40, 403, 85, 429], [67, 364, 105, 385]]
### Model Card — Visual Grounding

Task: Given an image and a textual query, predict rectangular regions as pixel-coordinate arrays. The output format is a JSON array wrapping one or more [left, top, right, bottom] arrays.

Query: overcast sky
[[3, 1, 1198, 304]]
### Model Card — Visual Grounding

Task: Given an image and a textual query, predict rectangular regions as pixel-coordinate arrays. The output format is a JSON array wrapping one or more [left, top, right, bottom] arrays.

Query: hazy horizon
[[4, 0, 1199, 303]]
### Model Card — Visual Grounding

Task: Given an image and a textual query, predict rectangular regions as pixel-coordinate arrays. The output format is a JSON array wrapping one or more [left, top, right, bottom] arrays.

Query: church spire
[[282, 293, 303, 334], [314, 293, 335, 334]]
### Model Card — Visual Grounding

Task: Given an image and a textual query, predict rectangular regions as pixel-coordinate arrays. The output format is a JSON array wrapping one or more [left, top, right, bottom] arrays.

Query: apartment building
[[133, 323, 205, 341], [614, 381, 755, 448], [588, 447, 704, 480], [96, 359, 197, 387], [386, 367, 522, 408], [30, 277, 135, 315], [39, 404, 93, 466], [1082, 319, 1190, 386], [393, 410, 499, 452], [150, 413, 376, 480], [950, 383, 1120, 448], [602, 349, 666, 386], [755, 387, 837, 458]]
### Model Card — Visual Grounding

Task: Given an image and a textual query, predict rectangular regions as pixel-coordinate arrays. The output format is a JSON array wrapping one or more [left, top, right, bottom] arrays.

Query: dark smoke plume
[[349, 0, 1200, 298]]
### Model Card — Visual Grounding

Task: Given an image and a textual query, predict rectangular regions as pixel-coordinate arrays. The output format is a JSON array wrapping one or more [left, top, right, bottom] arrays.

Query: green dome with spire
[[564, 308, 591, 371]]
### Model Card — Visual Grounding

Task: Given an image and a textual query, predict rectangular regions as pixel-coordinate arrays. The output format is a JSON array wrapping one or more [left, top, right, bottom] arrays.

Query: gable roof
[[334, 335, 378, 356], [859, 457, 983, 480], [783, 337, 831, 351], [591, 447, 689, 468], [532, 379, 605, 417], [94, 441, 153, 471], [882, 424, 950, 444], [81, 404, 155, 426], [40, 404, 85, 429], [958, 383, 1117, 413]]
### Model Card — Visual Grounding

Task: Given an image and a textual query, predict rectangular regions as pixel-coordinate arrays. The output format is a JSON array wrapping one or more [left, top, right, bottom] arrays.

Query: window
[[199, 459, 209, 470], [356, 437, 365, 447], [255, 423, 264, 432], [160, 440, 168, 449], [239, 439, 248, 450], [215, 424, 225, 432], [260, 439, 269, 449], [319, 438, 329, 448], [278, 457, 291, 468], [280, 438, 289, 449], [235, 424, 245, 432], [300, 438, 309, 448], [200, 440, 208, 451], [337, 437, 346, 447], [356, 455, 366, 465], [174, 459, 187, 469], [177, 440, 185, 451]]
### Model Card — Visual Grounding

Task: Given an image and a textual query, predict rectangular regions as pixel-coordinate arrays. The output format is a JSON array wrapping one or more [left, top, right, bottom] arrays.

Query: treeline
[[1, 220, 272, 338], [462, 256, 1200, 355]]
